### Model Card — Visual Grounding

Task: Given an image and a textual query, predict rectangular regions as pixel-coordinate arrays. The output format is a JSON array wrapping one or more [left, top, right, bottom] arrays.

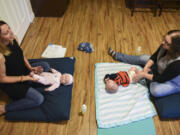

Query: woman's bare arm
[[0, 54, 33, 83]]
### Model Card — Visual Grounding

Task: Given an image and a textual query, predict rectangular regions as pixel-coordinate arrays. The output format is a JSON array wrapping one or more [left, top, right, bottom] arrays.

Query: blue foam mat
[[98, 117, 156, 135]]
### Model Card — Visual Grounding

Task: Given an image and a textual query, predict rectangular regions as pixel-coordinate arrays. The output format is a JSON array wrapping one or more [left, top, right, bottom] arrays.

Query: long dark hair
[[166, 30, 180, 58], [169, 35, 180, 58], [0, 20, 11, 56], [0, 20, 7, 35]]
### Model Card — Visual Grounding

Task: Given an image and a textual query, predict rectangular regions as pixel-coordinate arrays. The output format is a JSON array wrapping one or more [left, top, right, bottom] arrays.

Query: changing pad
[[95, 63, 156, 128]]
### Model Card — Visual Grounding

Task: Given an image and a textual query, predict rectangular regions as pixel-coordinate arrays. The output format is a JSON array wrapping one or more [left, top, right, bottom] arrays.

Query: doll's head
[[105, 78, 118, 93], [60, 73, 73, 85]]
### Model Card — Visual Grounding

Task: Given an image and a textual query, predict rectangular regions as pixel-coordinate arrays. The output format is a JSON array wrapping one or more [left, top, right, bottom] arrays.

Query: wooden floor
[[0, 0, 180, 134]]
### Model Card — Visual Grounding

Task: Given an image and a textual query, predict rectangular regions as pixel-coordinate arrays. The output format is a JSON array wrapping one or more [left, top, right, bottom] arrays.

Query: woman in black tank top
[[0, 21, 50, 115]]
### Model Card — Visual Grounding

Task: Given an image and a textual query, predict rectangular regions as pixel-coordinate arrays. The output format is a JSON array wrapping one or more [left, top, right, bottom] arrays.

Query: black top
[[0, 40, 30, 100], [150, 46, 180, 83]]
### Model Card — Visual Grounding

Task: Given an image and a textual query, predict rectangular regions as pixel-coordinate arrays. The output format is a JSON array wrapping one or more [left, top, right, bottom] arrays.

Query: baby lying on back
[[104, 67, 139, 93], [31, 68, 73, 91]]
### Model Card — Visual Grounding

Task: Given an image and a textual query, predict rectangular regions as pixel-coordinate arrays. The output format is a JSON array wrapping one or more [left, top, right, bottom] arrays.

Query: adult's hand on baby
[[26, 73, 39, 82], [32, 76, 39, 82], [143, 67, 151, 73], [44, 88, 54, 92], [31, 66, 43, 74], [132, 71, 144, 82], [29, 72, 34, 77], [21, 75, 37, 82]]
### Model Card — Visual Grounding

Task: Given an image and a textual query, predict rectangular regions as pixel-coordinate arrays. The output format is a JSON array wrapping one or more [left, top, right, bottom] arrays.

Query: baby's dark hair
[[104, 73, 117, 83], [104, 74, 110, 83]]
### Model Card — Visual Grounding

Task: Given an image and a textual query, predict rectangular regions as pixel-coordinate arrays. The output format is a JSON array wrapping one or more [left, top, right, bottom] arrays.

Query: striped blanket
[[95, 63, 156, 128]]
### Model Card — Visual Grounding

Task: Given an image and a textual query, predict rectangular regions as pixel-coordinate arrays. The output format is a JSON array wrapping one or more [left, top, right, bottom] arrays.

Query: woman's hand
[[31, 66, 43, 74], [21, 75, 39, 82], [143, 59, 154, 73], [143, 67, 151, 73], [132, 71, 145, 82]]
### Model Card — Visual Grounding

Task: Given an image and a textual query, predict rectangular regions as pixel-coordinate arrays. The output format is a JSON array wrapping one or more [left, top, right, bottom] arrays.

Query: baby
[[104, 67, 139, 93], [32, 68, 73, 91]]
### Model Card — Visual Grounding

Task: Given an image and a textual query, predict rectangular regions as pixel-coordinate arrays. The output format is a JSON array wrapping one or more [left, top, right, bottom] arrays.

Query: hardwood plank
[[0, 0, 180, 135]]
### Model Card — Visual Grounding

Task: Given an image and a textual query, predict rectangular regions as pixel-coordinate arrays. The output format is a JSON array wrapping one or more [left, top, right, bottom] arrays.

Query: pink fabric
[[33, 69, 61, 91]]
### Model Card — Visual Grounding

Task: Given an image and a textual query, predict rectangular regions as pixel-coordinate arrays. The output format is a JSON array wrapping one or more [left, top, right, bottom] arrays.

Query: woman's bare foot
[[0, 104, 6, 115]]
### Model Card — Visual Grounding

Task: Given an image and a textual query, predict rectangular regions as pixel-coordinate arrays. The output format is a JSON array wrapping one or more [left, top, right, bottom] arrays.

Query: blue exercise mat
[[5, 57, 75, 122], [98, 117, 156, 135]]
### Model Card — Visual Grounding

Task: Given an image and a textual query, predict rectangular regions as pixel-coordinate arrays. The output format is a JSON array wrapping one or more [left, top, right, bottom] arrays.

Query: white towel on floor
[[95, 63, 156, 128]]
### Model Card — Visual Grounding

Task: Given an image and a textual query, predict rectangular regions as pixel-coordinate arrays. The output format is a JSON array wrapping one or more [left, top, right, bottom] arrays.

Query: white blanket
[[95, 63, 156, 128]]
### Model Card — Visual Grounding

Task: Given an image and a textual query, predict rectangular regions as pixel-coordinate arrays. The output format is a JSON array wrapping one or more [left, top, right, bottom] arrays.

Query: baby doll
[[32, 68, 73, 91], [104, 67, 139, 93]]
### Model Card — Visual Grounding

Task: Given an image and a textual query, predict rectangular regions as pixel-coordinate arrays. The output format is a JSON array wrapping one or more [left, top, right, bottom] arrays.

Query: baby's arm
[[33, 74, 40, 79], [33, 74, 46, 84], [51, 68, 62, 77], [45, 82, 60, 91], [51, 68, 60, 74]]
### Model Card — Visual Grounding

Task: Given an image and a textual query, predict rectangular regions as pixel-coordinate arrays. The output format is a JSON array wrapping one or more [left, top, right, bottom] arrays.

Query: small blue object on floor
[[78, 42, 94, 53], [98, 117, 156, 135]]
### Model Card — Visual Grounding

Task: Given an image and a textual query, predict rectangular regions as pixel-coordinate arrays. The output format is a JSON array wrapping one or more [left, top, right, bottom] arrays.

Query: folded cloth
[[98, 117, 156, 135], [78, 42, 94, 53]]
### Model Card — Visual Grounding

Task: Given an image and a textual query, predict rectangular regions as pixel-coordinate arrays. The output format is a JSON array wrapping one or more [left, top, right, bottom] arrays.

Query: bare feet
[[0, 104, 6, 115]]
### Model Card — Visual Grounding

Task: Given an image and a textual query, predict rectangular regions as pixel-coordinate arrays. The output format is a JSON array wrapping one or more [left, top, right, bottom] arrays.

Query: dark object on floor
[[158, 0, 180, 16], [125, 0, 180, 16], [126, 0, 158, 16], [5, 57, 75, 122], [30, 0, 70, 17], [78, 42, 94, 53], [152, 92, 180, 119]]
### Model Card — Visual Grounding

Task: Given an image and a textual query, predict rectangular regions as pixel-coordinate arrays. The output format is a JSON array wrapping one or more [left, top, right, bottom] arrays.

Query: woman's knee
[[39, 62, 50, 72], [26, 87, 44, 105], [139, 55, 150, 65], [150, 87, 160, 97], [35, 93, 44, 105], [150, 82, 176, 97], [150, 82, 163, 97]]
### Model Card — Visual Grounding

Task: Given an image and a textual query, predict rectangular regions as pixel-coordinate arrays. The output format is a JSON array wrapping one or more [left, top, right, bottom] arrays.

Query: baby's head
[[105, 79, 119, 93], [60, 73, 73, 85]]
